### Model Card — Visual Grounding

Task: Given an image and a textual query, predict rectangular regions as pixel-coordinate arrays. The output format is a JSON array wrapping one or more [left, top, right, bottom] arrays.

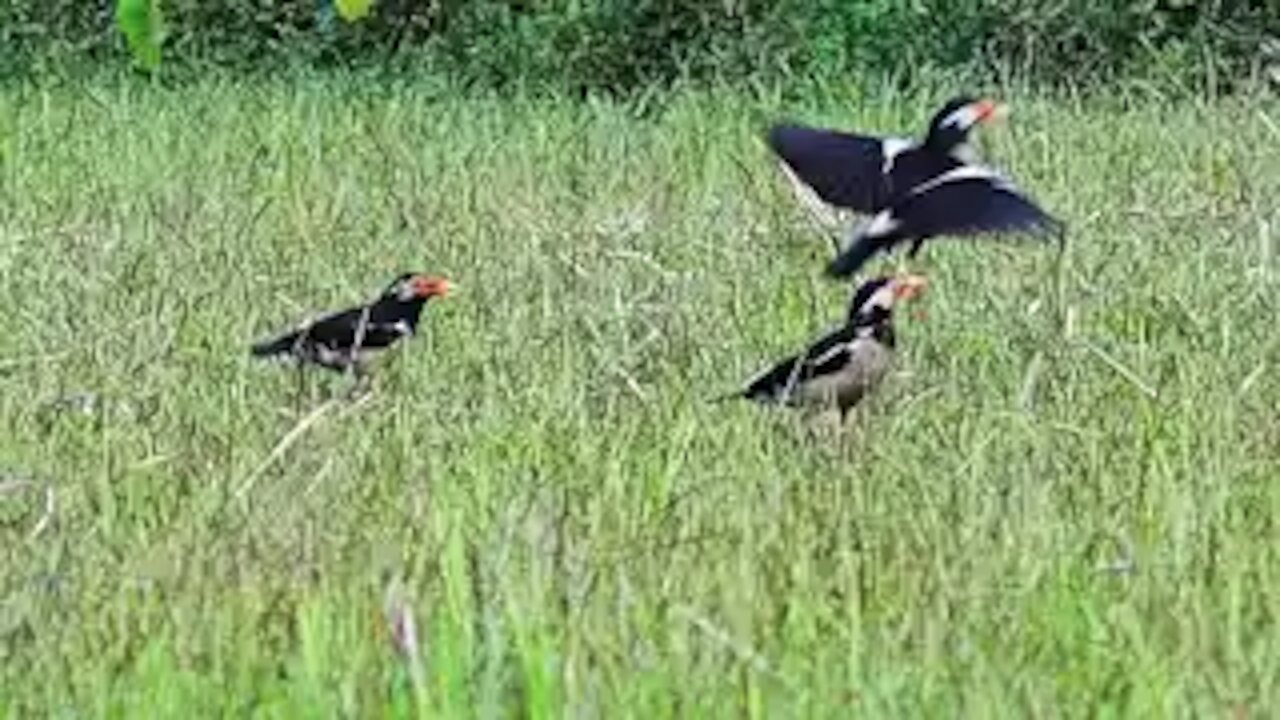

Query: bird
[[767, 96, 1063, 278], [250, 272, 451, 377], [767, 95, 1006, 220], [721, 273, 928, 418]]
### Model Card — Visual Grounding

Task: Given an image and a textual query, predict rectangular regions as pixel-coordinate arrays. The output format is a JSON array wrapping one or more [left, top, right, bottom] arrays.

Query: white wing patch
[[810, 340, 854, 369], [881, 137, 916, 174], [907, 163, 1013, 196]]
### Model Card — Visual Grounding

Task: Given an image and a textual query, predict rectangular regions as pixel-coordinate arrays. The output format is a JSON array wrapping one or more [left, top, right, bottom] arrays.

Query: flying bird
[[722, 274, 928, 418], [250, 272, 451, 376], [767, 96, 1063, 278]]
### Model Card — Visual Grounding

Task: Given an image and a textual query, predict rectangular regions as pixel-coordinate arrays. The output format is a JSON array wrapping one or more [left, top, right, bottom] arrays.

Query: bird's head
[[924, 96, 1005, 152], [848, 273, 928, 324], [387, 273, 452, 303]]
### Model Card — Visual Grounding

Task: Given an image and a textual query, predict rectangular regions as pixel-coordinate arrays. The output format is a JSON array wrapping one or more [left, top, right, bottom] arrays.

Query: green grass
[[1, 75, 1278, 717]]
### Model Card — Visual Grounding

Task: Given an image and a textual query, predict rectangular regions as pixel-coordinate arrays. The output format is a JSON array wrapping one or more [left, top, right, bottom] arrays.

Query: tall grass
[[1, 76, 1278, 716]]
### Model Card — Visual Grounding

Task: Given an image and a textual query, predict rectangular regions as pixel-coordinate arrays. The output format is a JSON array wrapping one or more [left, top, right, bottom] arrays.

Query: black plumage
[[827, 165, 1065, 278], [767, 95, 1002, 215], [725, 274, 927, 417], [250, 272, 451, 375], [767, 95, 1062, 279]]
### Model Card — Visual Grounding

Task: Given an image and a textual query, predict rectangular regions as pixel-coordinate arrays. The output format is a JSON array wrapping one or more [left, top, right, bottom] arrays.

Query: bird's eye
[[944, 107, 976, 130]]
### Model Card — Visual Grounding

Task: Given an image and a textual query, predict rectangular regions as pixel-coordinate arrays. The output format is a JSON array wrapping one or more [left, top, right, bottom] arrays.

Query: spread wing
[[767, 123, 899, 213], [826, 165, 1064, 278], [892, 166, 1064, 240]]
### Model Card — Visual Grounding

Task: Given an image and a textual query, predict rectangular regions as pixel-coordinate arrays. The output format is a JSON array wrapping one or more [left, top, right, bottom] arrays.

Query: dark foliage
[[1, 0, 1276, 91]]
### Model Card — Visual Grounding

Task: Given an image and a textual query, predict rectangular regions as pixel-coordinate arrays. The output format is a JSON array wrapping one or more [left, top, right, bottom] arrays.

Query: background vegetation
[[3, 0, 1279, 93], [1, 76, 1278, 715], [3, 0, 1280, 716]]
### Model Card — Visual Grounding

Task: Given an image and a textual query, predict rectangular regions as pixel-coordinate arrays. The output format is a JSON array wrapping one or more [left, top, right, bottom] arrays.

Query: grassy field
[[1, 76, 1278, 716]]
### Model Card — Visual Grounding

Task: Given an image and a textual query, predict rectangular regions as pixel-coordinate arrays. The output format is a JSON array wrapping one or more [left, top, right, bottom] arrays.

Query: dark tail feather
[[826, 235, 885, 279], [250, 331, 298, 358]]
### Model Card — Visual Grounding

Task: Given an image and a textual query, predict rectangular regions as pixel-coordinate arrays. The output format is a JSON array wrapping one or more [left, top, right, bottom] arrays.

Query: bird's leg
[[837, 402, 856, 428], [345, 362, 373, 401]]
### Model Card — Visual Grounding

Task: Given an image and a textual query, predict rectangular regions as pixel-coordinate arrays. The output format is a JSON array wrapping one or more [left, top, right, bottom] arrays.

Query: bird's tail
[[250, 331, 299, 358], [826, 234, 884, 279]]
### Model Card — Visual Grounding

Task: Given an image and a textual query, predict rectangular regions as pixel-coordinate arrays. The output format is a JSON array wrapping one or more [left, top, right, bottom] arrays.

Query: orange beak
[[973, 98, 1008, 123], [412, 275, 452, 298]]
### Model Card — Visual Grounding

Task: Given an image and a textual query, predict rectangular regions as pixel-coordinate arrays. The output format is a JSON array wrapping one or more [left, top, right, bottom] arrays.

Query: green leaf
[[335, 0, 375, 23], [116, 0, 164, 70]]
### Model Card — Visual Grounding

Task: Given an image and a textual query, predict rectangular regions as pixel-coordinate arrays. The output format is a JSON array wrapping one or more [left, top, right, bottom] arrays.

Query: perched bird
[[250, 272, 451, 376], [767, 95, 1005, 218], [723, 274, 927, 417], [768, 96, 1063, 279]]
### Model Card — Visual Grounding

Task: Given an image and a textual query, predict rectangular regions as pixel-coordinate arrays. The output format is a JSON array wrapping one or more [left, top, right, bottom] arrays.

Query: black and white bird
[[723, 274, 927, 417], [250, 272, 451, 376], [767, 96, 1063, 279]]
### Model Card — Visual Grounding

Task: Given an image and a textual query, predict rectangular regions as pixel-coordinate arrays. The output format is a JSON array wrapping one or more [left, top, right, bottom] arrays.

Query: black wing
[[737, 325, 858, 402], [827, 229, 900, 279], [250, 306, 366, 357], [894, 173, 1064, 241], [826, 170, 1063, 278], [767, 123, 894, 213], [308, 306, 414, 351], [883, 150, 966, 200]]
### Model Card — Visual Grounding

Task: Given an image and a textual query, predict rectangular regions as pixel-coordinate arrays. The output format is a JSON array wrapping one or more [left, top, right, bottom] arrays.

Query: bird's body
[[250, 273, 451, 375], [767, 96, 1063, 278], [737, 321, 897, 413], [726, 274, 926, 417]]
